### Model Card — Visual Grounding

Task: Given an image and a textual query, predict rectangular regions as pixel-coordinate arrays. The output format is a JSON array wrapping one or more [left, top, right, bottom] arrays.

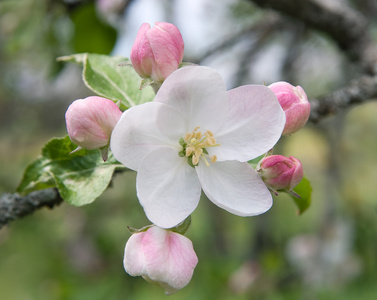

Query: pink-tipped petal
[[210, 85, 285, 162], [196, 161, 273, 216], [123, 230, 147, 276], [123, 226, 198, 295], [110, 102, 185, 171], [155, 66, 229, 134]]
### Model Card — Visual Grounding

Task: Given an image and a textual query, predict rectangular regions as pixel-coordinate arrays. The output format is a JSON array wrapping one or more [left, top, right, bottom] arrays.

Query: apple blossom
[[258, 155, 303, 192], [111, 66, 286, 228], [269, 81, 310, 135], [130, 22, 184, 84], [124, 226, 198, 295], [65, 96, 122, 160]]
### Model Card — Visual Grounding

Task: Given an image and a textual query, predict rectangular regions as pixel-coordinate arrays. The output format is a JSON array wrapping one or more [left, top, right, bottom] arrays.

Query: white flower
[[124, 226, 198, 295], [111, 66, 285, 228]]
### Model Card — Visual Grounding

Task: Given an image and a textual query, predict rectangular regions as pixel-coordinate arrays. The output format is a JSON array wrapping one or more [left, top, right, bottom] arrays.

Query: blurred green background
[[1, 0, 377, 299]]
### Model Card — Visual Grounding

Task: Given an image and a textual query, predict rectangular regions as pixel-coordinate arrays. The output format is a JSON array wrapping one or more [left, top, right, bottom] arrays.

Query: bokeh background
[[1, 0, 377, 299]]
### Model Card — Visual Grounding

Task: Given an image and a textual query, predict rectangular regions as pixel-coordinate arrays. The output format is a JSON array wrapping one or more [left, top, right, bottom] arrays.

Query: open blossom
[[258, 155, 303, 191], [111, 66, 286, 228], [130, 22, 184, 83], [269, 81, 310, 135], [65, 96, 122, 150], [124, 226, 198, 295]]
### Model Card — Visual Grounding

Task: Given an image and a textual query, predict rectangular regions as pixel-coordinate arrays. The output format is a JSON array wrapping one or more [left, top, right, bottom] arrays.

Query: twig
[[194, 14, 283, 64], [249, 0, 377, 74], [0, 188, 63, 229], [309, 74, 377, 123]]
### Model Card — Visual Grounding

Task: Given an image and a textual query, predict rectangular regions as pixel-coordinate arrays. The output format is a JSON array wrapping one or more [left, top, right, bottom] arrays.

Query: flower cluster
[[65, 22, 310, 294]]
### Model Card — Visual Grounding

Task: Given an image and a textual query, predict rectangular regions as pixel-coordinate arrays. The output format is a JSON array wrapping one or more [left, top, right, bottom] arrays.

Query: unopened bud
[[124, 226, 198, 295], [130, 22, 184, 83], [65, 96, 122, 151], [269, 81, 310, 135], [258, 155, 303, 192]]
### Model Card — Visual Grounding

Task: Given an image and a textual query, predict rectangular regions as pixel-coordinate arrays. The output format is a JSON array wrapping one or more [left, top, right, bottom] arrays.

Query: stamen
[[184, 133, 191, 141], [195, 148, 202, 156], [201, 154, 210, 167], [180, 127, 220, 167], [192, 155, 200, 165], [186, 146, 195, 156], [206, 137, 216, 146], [195, 131, 202, 139]]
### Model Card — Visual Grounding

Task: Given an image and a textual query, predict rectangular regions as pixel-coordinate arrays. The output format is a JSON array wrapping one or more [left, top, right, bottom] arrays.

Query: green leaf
[[17, 136, 127, 206], [58, 53, 155, 110], [16, 157, 56, 195], [289, 176, 312, 215]]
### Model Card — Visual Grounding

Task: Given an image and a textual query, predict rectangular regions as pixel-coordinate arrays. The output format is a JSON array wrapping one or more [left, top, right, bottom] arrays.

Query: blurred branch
[[0, 188, 62, 229], [233, 15, 283, 86], [249, 0, 377, 74], [309, 75, 377, 123], [248, 0, 377, 121], [194, 14, 283, 63]]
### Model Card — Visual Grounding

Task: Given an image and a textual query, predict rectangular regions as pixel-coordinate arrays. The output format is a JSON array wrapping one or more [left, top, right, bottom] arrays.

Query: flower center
[[178, 126, 219, 167]]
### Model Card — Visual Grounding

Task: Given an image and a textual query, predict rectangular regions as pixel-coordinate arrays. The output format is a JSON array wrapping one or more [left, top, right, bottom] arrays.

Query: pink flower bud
[[65, 96, 122, 150], [130, 22, 184, 83], [258, 155, 303, 191], [269, 81, 310, 135], [124, 226, 198, 295]]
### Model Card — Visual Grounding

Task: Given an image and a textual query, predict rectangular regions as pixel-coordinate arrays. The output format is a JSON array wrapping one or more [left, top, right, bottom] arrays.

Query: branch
[[0, 188, 63, 229], [247, 0, 377, 121], [309, 75, 377, 123], [249, 0, 377, 74], [194, 14, 284, 63]]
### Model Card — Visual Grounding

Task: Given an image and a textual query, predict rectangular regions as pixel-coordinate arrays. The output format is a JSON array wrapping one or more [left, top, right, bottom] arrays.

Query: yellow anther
[[192, 155, 200, 165], [184, 133, 191, 141], [195, 148, 203, 157], [195, 131, 202, 139], [206, 137, 216, 146], [186, 145, 195, 156], [181, 126, 220, 167]]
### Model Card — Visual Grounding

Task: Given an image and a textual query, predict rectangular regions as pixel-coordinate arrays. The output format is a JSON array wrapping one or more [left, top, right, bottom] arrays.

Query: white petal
[[209, 85, 285, 162], [154, 66, 229, 133], [196, 160, 272, 216], [110, 102, 185, 170], [137, 147, 201, 228], [123, 232, 147, 276]]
